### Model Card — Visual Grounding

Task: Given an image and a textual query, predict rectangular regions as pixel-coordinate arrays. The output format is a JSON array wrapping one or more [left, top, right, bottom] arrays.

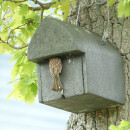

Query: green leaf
[[10, 49, 26, 63], [51, 1, 61, 8], [22, 62, 36, 75], [21, 28, 29, 39], [44, 10, 50, 14], [11, 63, 20, 80], [19, 4, 29, 15], [6, 89, 16, 101], [108, 0, 115, 7], [15, 36, 27, 46], [13, 90, 20, 100], [7, 79, 37, 104], [0, 43, 13, 54], [117, 0, 130, 17], [12, 12, 22, 27], [0, 7, 2, 25], [19, 85, 29, 95], [30, 83, 37, 97], [10, 49, 26, 80], [2, 1, 8, 12], [61, 0, 71, 20], [24, 89, 35, 104], [0, 44, 5, 54], [1, 29, 8, 41], [19, 77, 34, 86], [109, 121, 130, 130], [109, 125, 117, 130], [8, 2, 18, 11]]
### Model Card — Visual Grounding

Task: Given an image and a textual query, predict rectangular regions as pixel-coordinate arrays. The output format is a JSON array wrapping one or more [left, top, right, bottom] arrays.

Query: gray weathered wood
[[27, 17, 125, 113], [37, 55, 84, 102]]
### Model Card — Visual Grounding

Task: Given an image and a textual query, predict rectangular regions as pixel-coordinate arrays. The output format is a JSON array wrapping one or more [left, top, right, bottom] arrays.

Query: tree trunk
[[67, 2, 130, 130]]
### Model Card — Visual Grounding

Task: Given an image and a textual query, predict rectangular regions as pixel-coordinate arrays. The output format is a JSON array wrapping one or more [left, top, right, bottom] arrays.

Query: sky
[[0, 54, 70, 130]]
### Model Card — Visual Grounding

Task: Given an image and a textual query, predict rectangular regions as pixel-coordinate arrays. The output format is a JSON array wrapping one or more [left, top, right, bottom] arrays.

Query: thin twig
[[31, 0, 44, 23], [8, 43, 29, 50], [6, 0, 57, 11], [0, 37, 29, 50], [7, 23, 27, 42], [8, 0, 56, 11], [4, 0, 28, 3], [28, 1, 56, 11], [31, 0, 44, 7], [0, 22, 29, 50], [0, 38, 8, 44]]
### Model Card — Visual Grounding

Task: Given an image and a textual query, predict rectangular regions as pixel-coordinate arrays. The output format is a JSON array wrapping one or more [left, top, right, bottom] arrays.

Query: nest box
[[27, 17, 125, 113]]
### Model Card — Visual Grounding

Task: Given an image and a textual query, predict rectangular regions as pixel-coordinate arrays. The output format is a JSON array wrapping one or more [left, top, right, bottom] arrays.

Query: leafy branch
[[0, 0, 73, 104], [19, 1, 57, 11], [0, 21, 33, 50], [31, 0, 44, 7], [31, 0, 44, 22]]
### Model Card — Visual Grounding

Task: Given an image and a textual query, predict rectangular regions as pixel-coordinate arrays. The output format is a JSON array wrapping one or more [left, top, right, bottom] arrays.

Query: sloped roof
[[27, 17, 119, 63]]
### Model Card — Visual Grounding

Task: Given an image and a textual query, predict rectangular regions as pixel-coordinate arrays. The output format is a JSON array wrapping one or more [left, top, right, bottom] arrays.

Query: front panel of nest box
[[37, 54, 85, 103]]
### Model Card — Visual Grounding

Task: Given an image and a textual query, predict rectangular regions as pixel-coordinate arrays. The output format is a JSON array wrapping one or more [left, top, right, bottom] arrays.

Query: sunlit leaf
[[108, 0, 115, 7], [6, 89, 16, 101], [2, 1, 8, 12], [19, 4, 29, 15], [44, 10, 50, 14], [24, 89, 35, 104], [0, 43, 13, 54], [22, 62, 36, 75], [8, 2, 19, 11], [109, 120, 130, 130], [60, 0, 71, 20], [31, 83, 37, 97], [109, 125, 117, 130]]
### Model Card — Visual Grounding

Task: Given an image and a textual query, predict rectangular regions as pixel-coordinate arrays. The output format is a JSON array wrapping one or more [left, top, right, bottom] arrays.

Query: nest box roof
[[27, 17, 119, 63]]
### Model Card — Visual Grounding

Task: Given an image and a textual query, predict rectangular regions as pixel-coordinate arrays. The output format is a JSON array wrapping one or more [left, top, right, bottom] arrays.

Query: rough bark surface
[[67, 1, 130, 130]]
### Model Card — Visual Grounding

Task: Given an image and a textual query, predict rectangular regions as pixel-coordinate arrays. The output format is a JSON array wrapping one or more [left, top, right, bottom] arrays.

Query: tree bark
[[67, 2, 130, 130]]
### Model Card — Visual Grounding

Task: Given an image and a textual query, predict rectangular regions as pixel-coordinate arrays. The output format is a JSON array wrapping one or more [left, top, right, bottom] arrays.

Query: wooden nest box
[[27, 17, 125, 113]]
